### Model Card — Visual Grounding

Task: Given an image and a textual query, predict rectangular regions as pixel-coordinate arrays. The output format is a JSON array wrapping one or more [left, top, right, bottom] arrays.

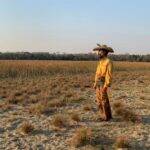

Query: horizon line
[[0, 51, 149, 55]]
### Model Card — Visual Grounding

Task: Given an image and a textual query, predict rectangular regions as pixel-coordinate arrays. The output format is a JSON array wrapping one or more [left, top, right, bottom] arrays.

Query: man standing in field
[[93, 44, 114, 121]]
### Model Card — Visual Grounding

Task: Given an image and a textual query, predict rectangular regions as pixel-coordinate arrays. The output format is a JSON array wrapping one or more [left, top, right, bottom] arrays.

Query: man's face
[[97, 50, 105, 59]]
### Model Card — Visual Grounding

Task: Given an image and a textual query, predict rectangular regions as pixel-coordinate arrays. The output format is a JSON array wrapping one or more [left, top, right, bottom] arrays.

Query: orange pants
[[96, 87, 112, 121]]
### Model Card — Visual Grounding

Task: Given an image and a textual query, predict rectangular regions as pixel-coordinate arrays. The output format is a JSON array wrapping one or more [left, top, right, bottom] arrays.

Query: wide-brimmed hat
[[93, 44, 114, 53]]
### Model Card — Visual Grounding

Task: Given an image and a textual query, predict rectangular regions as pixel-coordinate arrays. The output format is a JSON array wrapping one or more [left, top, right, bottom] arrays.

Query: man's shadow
[[110, 115, 150, 124], [141, 115, 150, 125]]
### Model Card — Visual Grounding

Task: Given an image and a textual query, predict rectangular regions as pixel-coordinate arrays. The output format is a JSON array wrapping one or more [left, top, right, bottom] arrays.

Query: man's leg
[[101, 91, 112, 120], [96, 87, 105, 119]]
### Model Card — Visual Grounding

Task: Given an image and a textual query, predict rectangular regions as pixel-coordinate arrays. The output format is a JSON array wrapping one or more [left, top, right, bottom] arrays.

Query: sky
[[0, 0, 150, 54]]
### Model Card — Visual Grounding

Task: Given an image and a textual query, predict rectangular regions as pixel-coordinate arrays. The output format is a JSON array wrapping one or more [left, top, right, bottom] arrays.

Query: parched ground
[[0, 64, 150, 150]]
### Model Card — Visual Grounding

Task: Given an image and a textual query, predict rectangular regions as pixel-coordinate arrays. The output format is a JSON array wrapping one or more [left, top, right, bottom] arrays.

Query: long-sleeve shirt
[[94, 57, 113, 88]]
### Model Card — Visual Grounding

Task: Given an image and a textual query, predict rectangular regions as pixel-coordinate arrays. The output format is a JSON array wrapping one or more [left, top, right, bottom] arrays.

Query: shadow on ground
[[141, 115, 150, 125]]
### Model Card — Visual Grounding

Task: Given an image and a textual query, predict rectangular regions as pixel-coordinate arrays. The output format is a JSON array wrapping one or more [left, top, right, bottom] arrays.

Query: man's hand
[[93, 83, 97, 89], [102, 87, 107, 93]]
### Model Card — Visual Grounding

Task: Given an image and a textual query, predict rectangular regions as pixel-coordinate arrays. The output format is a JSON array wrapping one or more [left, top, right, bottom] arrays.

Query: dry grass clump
[[0, 102, 12, 111], [64, 91, 74, 98], [27, 88, 41, 95], [48, 99, 66, 108], [70, 127, 92, 147], [14, 90, 22, 96], [70, 112, 80, 122], [113, 101, 139, 123], [6, 91, 25, 104], [65, 96, 86, 104], [29, 95, 40, 104], [7, 96, 21, 104], [0, 90, 8, 98], [140, 96, 146, 100], [114, 136, 129, 148], [19, 121, 34, 134], [29, 103, 52, 115], [51, 114, 69, 128], [113, 101, 124, 110], [83, 104, 92, 111]]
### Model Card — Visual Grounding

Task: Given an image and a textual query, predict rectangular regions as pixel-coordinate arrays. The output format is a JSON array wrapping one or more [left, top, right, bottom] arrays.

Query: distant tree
[[0, 52, 149, 62]]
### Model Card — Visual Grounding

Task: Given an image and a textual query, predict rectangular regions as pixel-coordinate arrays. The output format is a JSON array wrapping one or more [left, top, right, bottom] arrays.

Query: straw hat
[[93, 44, 114, 53]]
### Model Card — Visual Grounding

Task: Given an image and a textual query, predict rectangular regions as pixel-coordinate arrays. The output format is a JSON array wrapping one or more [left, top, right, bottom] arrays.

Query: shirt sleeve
[[94, 63, 100, 84], [104, 60, 113, 88]]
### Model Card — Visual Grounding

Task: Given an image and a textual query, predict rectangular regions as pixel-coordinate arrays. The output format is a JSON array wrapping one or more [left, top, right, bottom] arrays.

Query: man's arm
[[103, 60, 113, 91], [93, 63, 100, 89]]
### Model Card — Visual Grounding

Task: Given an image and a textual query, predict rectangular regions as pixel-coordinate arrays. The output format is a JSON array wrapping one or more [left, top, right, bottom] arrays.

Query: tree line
[[0, 52, 149, 62]]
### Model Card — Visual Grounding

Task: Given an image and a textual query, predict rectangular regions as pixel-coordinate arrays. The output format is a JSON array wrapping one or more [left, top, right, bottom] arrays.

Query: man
[[93, 44, 114, 121]]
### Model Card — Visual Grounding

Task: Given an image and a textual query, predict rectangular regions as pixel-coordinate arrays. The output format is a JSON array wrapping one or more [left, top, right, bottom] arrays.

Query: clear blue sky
[[0, 0, 150, 54]]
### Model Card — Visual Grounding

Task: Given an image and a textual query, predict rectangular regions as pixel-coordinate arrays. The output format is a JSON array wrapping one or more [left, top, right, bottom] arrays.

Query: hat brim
[[93, 47, 114, 53]]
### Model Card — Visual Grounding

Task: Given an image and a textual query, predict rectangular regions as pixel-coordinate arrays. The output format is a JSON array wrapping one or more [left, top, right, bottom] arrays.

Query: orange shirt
[[95, 57, 113, 88]]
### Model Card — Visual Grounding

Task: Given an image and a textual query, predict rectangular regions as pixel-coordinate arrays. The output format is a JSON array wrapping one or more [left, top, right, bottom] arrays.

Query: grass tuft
[[48, 99, 66, 107], [29, 103, 52, 115], [70, 112, 80, 122], [114, 136, 129, 148], [70, 127, 92, 147], [51, 114, 69, 128], [20, 121, 34, 134], [113, 101, 139, 123], [83, 104, 92, 111]]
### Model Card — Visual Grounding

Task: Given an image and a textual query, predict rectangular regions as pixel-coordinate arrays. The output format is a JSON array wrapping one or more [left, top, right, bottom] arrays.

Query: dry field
[[0, 60, 150, 150]]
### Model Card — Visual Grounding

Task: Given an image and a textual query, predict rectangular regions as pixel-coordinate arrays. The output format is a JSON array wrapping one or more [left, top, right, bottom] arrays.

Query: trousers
[[95, 78, 112, 121]]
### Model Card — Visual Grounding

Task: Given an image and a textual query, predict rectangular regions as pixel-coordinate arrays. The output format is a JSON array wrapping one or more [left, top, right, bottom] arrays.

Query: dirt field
[[0, 61, 150, 150]]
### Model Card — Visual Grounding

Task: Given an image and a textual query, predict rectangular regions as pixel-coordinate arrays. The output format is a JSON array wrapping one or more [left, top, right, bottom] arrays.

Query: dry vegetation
[[114, 136, 130, 149], [19, 121, 34, 134], [70, 112, 80, 122], [51, 114, 69, 128], [69, 127, 93, 147], [0, 60, 150, 149], [113, 101, 139, 123]]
